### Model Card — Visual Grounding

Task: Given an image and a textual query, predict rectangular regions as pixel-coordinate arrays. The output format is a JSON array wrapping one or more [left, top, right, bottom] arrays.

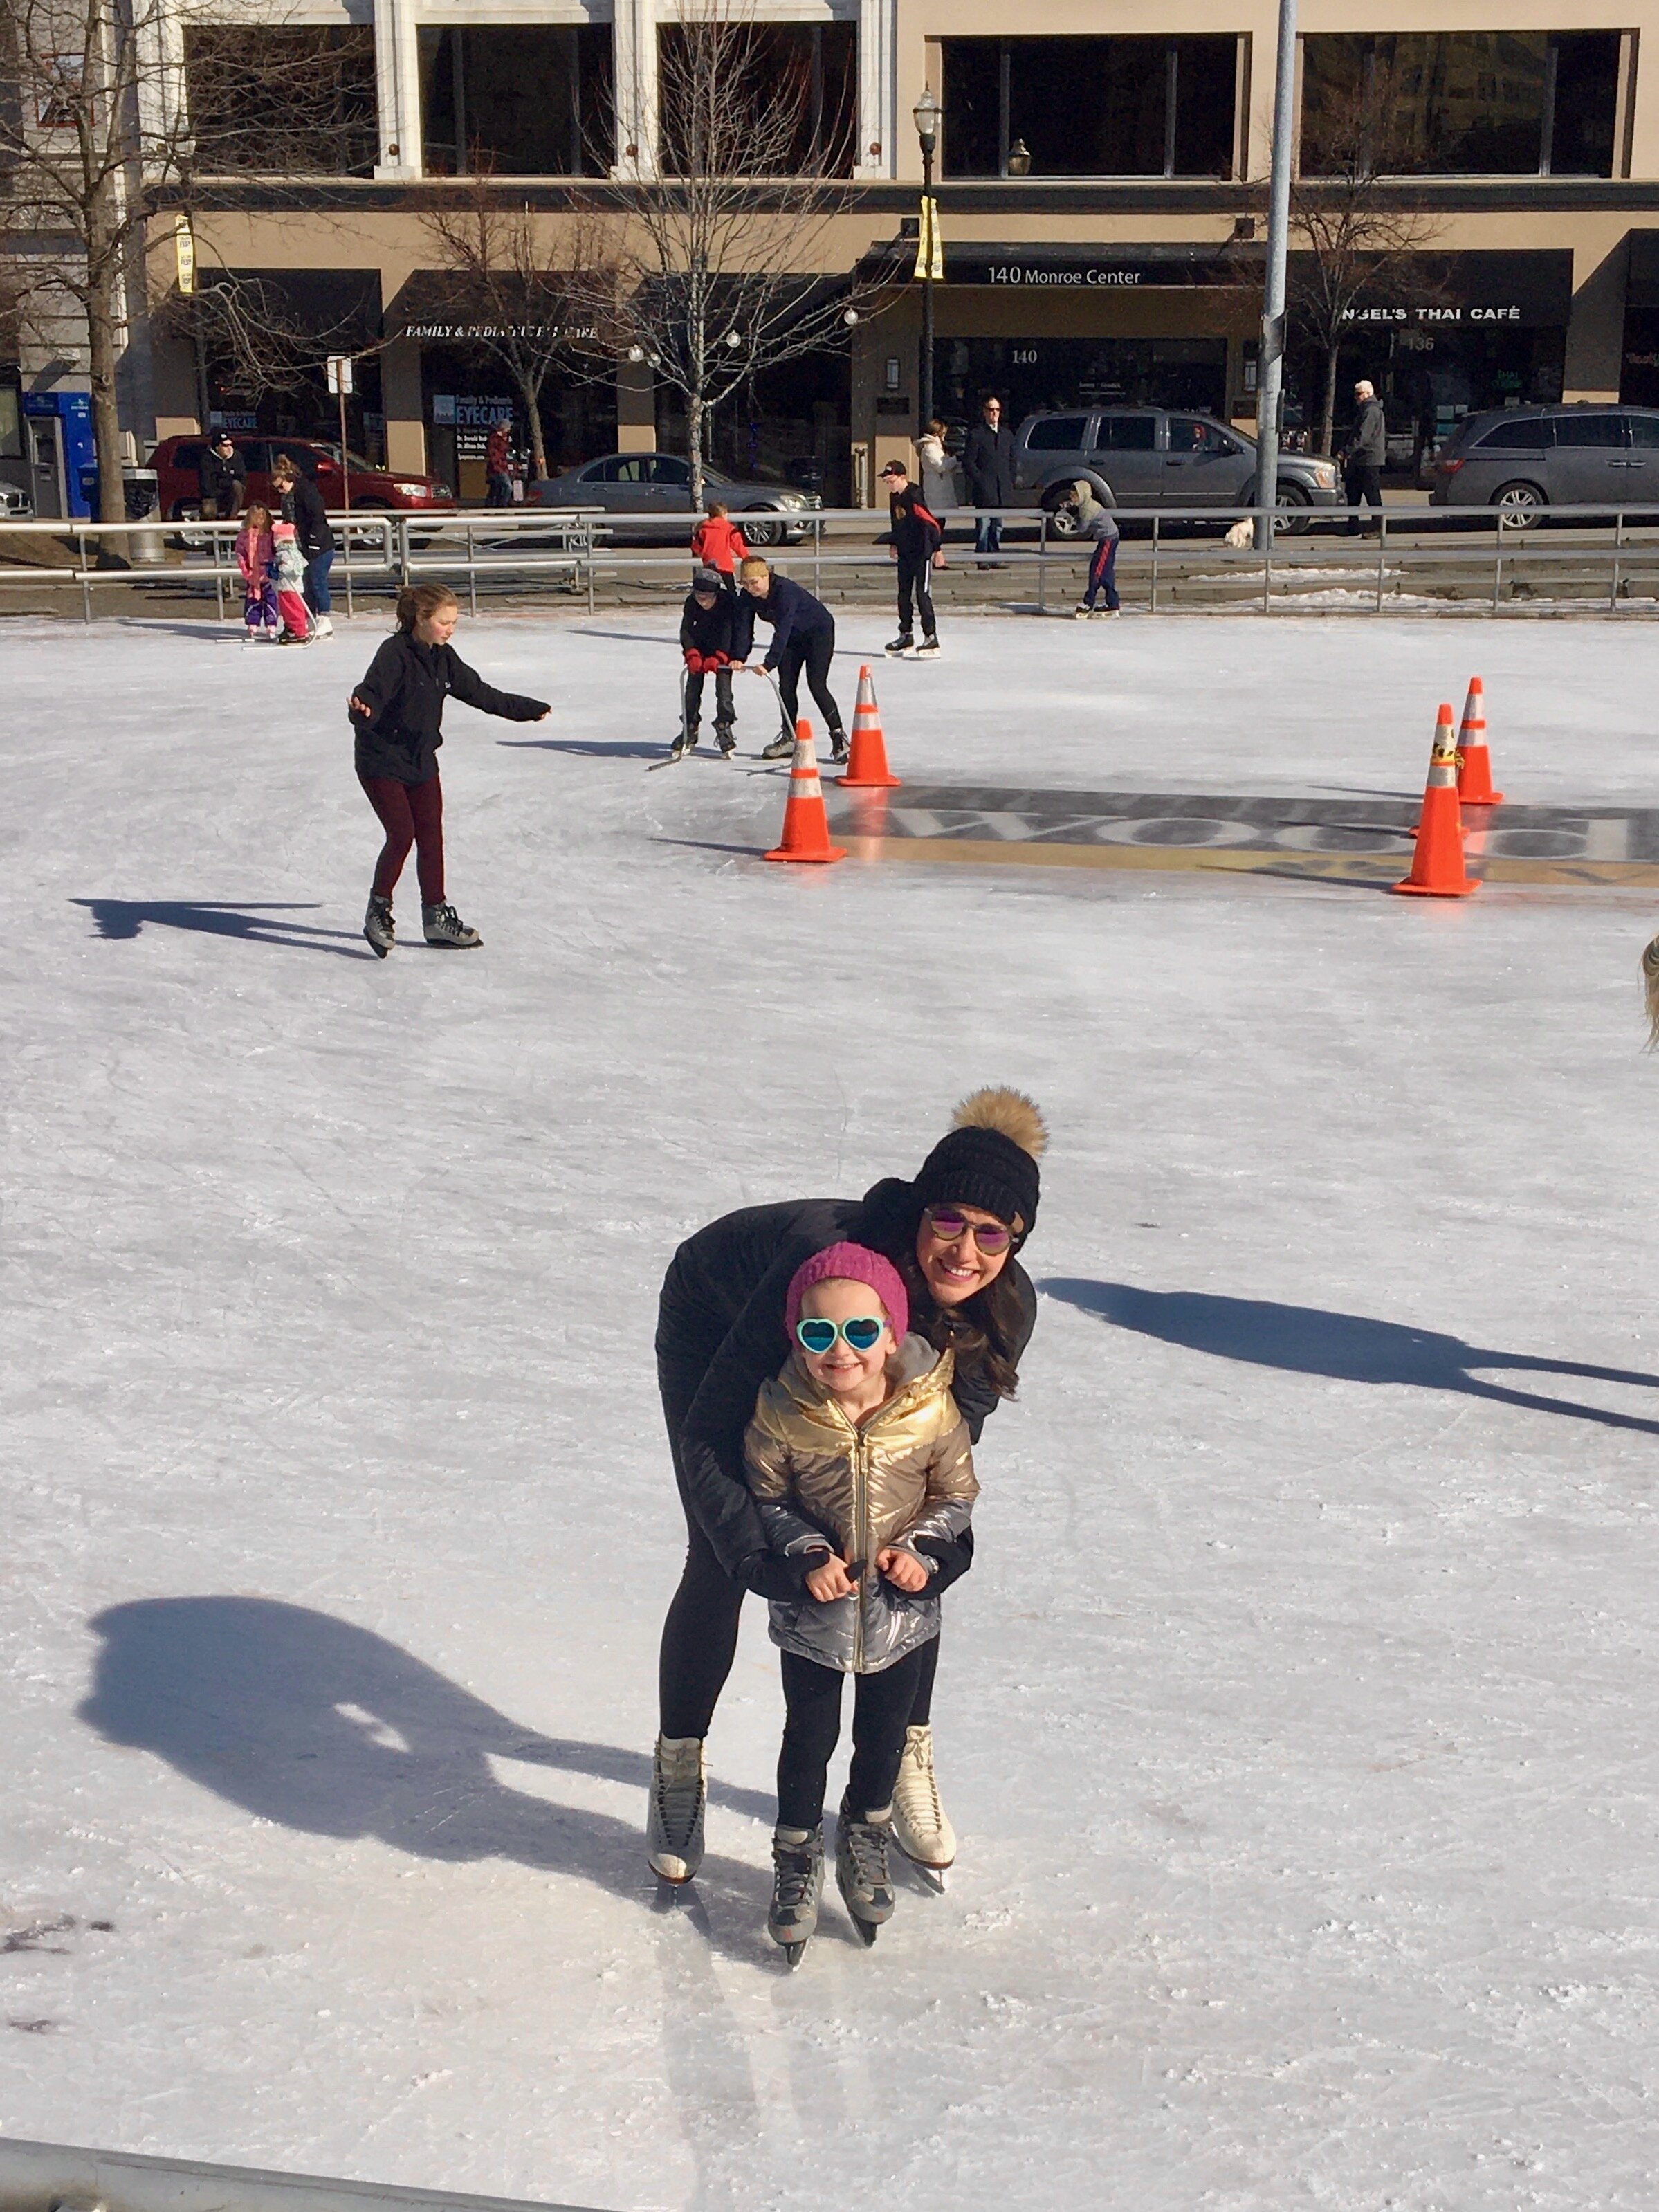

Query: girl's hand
[[805, 1554, 855, 1602], [535, 709, 549, 721], [349, 694, 372, 717], [931, 549, 946, 570], [877, 1546, 929, 1593]]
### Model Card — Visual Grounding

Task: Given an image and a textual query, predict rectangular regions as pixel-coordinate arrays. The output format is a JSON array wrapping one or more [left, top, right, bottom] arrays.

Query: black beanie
[[912, 1088, 1046, 1236]]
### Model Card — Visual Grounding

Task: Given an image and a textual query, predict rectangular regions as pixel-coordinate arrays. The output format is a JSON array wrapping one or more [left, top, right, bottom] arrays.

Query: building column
[[381, 336, 426, 475], [616, 358, 655, 452], [857, 0, 896, 178], [612, 0, 659, 177], [374, 0, 423, 179], [1564, 241, 1629, 404]]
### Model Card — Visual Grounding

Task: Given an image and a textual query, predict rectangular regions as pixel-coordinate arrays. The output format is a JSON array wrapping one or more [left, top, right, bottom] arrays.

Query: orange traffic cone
[[1394, 704, 1478, 897], [1456, 676, 1504, 805], [764, 720, 847, 866], [836, 666, 901, 789]]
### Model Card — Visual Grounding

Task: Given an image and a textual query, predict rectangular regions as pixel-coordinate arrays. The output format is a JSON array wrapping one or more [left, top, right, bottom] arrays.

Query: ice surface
[[3, 610, 1658, 2212]]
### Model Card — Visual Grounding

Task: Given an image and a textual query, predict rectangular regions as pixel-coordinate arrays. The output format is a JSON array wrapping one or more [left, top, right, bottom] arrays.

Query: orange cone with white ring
[[764, 720, 847, 865], [836, 665, 901, 789], [1394, 703, 1478, 897], [1455, 676, 1504, 805]]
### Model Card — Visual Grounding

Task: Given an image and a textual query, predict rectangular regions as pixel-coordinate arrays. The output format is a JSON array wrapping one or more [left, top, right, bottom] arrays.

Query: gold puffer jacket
[[744, 1337, 978, 1675]]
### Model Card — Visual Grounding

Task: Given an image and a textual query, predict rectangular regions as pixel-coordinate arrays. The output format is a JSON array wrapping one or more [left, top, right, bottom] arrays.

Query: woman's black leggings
[[771, 625, 843, 739], [654, 1331, 939, 1740], [777, 1645, 929, 1831]]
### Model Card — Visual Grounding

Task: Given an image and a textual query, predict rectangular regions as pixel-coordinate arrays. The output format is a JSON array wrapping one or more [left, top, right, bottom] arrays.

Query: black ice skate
[[422, 902, 482, 949], [363, 894, 394, 958], [768, 1825, 825, 1966], [914, 634, 941, 658], [715, 725, 737, 757], [669, 723, 697, 760], [884, 633, 914, 657], [827, 726, 850, 765], [835, 1802, 896, 1944], [761, 730, 796, 761]]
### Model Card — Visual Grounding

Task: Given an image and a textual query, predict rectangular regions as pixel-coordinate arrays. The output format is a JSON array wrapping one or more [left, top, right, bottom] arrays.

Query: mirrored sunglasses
[[922, 1205, 1014, 1254], [796, 1315, 887, 1355]]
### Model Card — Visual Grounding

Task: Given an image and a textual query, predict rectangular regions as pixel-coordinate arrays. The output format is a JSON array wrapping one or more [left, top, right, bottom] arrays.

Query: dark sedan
[[529, 453, 819, 545]]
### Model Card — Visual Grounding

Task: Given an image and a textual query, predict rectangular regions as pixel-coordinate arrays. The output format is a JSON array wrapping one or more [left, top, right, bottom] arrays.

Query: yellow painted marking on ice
[[841, 837, 1659, 890]]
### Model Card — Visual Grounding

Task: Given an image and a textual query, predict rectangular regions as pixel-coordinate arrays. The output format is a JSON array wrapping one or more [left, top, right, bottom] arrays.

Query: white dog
[[1224, 516, 1255, 549]]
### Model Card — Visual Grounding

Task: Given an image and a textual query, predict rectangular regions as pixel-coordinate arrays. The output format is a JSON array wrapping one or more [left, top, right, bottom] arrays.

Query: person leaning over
[[272, 453, 337, 638], [733, 556, 847, 763], [1341, 381, 1386, 536], [962, 395, 1016, 560], [1067, 478, 1121, 619]]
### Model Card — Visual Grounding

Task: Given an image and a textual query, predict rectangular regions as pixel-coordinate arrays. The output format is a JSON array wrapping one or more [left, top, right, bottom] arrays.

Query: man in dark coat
[[199, 435, 245, 522], [1341, 378, 1386, 536], [962, 394, 1016, 558]]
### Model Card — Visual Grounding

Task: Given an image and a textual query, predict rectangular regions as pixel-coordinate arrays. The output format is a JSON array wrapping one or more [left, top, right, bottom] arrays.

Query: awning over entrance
[[383, 271, 598, 345], [1319, 250, 1573, 331]]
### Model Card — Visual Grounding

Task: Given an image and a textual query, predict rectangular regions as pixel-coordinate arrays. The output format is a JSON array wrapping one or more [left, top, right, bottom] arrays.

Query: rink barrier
[[10, 502, 1659, 619], [0, 2137, 610, 2212]]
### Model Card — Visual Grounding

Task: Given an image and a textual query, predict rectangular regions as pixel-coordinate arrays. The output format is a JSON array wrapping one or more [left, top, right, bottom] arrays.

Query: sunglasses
[[796, 1315, 888, 1355], [922, 1205, 1014, 1255]]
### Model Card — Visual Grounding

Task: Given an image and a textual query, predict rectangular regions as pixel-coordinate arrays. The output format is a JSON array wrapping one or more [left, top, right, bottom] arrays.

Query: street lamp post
[[913, 89, 941, 433], [1256, 0, 1298, 551]]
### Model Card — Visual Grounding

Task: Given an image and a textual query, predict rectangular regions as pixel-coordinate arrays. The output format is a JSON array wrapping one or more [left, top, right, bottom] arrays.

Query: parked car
[[1012, 407, 1343, 531], [147, 435, 456, 524], [529, 453, 819, 545], [1429, 403, 1659, 527]]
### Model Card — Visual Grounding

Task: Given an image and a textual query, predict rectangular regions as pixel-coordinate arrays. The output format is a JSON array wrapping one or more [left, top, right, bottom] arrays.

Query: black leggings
[[654, 1328, 940, 1739], [777, 1645, 929, 1830], [771, 625, 842, 739]]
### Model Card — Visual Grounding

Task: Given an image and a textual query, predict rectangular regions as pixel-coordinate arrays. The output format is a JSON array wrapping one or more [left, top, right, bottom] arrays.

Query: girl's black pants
[[777, 1645, 930, 1831]]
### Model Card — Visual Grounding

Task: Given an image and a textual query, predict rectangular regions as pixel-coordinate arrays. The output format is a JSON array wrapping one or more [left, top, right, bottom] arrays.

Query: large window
[[657, 24, 855, 176], [185, 28, 377, 177], [420, 27, 613, 176], [941, 37, 1238, 180], [1301, 33, 1622, 177]]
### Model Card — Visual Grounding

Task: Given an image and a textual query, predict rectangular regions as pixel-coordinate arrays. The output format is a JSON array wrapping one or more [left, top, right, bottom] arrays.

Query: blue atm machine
[[21, 390, 95, 519]]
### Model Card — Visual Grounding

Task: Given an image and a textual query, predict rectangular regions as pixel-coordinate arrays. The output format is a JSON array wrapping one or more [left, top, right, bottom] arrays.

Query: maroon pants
[[359, 771, 444, 904]]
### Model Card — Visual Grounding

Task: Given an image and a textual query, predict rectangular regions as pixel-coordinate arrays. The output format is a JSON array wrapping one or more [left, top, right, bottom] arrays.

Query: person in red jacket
[[672, 567, 738, 759], [690, 499, 749, 587]]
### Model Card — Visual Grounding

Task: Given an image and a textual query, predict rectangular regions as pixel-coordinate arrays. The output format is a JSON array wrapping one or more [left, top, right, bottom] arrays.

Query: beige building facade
[[10, 2, 1659, 504]]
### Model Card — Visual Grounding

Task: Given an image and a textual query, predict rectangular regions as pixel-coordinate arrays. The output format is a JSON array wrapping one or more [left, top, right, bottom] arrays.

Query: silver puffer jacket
[[744, 1336, 978, 1674]]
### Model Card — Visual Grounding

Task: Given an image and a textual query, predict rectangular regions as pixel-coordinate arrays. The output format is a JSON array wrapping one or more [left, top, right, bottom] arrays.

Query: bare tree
[[1292, 55, 1445, 458], [419, 174, 618, 483], [0, 0, 372, 522], [585, 0, 886, 509]]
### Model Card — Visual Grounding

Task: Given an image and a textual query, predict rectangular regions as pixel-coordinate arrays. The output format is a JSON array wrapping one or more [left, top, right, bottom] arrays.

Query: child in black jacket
[[673, 567, 738, 759], [879, 459, 944, 658]]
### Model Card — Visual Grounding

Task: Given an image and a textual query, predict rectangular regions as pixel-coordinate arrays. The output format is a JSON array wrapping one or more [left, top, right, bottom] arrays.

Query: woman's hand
[[931, 549, 946, 570], [805, 1554, 856, 1602], [535, 708, 549, 720], [349, 693, 372, 717], [877, 1546, 929, 1593]]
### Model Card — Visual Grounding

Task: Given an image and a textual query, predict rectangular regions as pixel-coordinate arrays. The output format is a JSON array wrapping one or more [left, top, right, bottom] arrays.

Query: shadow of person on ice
[[1041, 1280, 1659, 1439], [73, 900, 372, 959], [79, 1597, 773, 1959]]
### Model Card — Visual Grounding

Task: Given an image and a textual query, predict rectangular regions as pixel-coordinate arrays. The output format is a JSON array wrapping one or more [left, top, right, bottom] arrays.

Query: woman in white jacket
[[915, 419, 960, 521]]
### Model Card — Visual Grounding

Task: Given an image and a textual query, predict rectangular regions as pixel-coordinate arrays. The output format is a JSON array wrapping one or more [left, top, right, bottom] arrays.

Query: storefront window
[[937, 338, 1228, 426], [185, 28, 377, 177], [420, 26, 613, 176], [656, 24, 854, 176], [1301, 33, 1621, 178], [941, 38, 1238, 180]]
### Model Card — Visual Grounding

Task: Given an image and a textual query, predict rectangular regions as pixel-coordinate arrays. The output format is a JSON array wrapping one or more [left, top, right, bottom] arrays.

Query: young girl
[[270, 519, 312, 643], [348, 583, 549, 956], [745, 1242, 977, 1962], [689, 498, 748, 587], [235, 504, 278, 644]]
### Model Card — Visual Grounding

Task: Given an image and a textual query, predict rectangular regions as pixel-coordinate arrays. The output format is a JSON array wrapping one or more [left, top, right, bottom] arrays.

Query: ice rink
[[4, 607, 1658, 2212]]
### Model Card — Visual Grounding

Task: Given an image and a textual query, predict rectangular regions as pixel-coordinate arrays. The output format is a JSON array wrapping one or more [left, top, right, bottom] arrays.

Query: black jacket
[[731, 574, 834, 668], [199, 447, 245, 513], [350, 630, 548, 785], [658, 1176, 1037, 1587], [282, 471, 335, 557], [888, 484, 943, 560], [962, 419, 1016, 506], [679, 589, 736, 662], [1343, 398, 1386, 469]]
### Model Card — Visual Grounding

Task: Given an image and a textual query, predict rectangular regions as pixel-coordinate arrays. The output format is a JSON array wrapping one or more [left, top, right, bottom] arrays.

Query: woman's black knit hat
[[912, 1088, 1047, 1236]]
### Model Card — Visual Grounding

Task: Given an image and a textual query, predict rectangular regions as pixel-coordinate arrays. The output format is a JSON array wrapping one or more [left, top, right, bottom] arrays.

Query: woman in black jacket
[[272, 455, 338, 638], [348, 583, 549, 955], [648, 1087, 1045, 1890]]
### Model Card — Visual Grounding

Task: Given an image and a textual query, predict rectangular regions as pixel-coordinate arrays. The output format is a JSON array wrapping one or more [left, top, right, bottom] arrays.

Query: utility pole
[[1256, 0, 1297, 551], [913, 89, 940, 432]]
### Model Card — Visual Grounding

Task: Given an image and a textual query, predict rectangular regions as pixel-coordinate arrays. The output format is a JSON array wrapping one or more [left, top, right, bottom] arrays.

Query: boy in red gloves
[[673, 566, 739, 759]]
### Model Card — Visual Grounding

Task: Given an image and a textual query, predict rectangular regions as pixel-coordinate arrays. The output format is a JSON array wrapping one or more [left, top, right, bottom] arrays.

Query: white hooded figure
[[915, 420, 960, 517]]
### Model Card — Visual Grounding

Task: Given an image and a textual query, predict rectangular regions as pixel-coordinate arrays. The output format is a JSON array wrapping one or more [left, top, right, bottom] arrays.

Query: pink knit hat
[[785, 1242, 909, 1344]]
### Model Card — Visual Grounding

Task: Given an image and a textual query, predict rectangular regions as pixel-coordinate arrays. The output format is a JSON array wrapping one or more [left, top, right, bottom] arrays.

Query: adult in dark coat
[[962, 395, 1016, 558], [273, 453, 338, 631], [648, 1088, 1047, 1887], [348, 581, 548, 956], [199, 434, 245, 521], [732, 558, 847, 761], [1341, 379, 1386, 536]]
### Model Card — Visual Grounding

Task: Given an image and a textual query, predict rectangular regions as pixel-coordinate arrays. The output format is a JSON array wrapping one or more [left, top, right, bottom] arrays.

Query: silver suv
[[1012, 408, 1343, 531], [1429, 404, 1659, 527]]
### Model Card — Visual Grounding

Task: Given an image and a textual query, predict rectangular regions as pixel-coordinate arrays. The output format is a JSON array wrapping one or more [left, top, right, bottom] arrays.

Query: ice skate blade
[[778, 1940, 807, 1968], [850, 1917, 879, 1946]]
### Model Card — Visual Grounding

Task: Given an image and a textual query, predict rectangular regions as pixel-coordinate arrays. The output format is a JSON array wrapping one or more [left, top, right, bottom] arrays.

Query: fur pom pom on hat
[[912, 1086, 1047, 1236], [785, 1242, 909, 1345]]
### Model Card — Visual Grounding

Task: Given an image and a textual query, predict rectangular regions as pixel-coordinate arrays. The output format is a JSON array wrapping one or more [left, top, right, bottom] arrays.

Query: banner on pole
[[174, 215, 195, 296], [913, 198, 943, 284]]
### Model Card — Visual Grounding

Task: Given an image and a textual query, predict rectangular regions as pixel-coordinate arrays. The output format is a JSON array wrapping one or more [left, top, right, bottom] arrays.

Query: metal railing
[[6, 501, 1659, 619]]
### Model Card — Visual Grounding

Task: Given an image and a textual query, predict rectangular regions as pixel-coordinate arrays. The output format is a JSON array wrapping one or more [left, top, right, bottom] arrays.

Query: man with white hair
[[1341, 378, 1386, 535]]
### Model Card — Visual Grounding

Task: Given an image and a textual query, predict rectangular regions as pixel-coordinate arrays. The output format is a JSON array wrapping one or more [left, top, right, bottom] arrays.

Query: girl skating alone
[[1068, 479, 1121, 618], [235, 504, 279, 644], [349, 583, 549, 957], [748, 1243, 977, 1962]]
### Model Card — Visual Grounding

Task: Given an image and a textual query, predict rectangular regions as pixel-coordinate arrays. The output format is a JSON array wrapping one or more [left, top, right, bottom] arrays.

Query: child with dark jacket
[[349, 582, 549, 958], [675, 566, 738, 758], [879, 459, 944, 658], [733, 557, 847, 762]]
